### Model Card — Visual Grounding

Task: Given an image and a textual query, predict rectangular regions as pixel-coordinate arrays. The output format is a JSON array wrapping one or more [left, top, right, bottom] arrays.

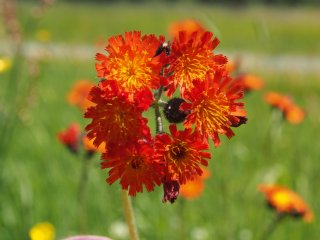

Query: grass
[[14, 2, 320, 54], [1, 2, 320, 240]]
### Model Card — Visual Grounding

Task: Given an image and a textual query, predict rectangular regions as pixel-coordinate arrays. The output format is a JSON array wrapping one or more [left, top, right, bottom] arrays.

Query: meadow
[[1, 2, 320, 240]]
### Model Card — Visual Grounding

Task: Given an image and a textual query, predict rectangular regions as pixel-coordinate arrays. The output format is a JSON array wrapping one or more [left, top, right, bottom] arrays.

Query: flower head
[[0, 57, 12, 73], [67, 80, 95, 111], [101, 141, 163, 196], [264, 91, 292, 111], [180, 167, 210, 200], [235, 74, 264, 92], [181, 72, 246, 147], [224, 58, 240, 73], [162, 179, 180, 203], [154, 125, 211, 185], [57, 123, 80, 153], [285, 105, 305, 124], [168, 19, 206, 40], [85, 80, 151, 157], [165, 31, 227, 97], [35, 29, 51, 43], [29, 222, 55, 240], [264, 92, 305, 124], [82, 135, 106, 153], [95, 31, 166, 98], [259, 184, 314, 222]]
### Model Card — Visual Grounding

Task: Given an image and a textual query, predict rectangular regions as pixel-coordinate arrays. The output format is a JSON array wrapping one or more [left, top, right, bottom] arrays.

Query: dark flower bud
[[163, 98, 189, 123], [231, 116, 248, 127], [162, 179, 180, 204]]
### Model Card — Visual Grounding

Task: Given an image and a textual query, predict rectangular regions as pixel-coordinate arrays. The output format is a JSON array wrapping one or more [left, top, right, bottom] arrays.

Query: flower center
[[168, 142, 188, 162], [110, 52, 152, 92], [195, 93, 230, 133], [175, 51, 211, 88], [130, 156, 143, 170]]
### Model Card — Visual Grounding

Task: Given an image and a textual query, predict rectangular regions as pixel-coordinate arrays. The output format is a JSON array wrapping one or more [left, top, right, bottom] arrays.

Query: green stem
[[260, 213, 284, 240], [154, 86, 164, 134], [121, 190, 139, 240], [77, 157, 91, 233], [178, 198, 187, 240]]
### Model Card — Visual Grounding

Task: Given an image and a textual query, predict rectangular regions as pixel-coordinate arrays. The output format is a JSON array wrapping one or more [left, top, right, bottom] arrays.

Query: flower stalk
[[77, 156, 91, 233], [260, 213, 284, 240], [121, 190, 139, 240], [154, 85, 165, 134]]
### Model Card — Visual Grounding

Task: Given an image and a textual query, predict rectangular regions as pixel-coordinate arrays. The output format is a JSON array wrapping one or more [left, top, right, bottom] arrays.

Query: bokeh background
[[1, 0, 320, 239]]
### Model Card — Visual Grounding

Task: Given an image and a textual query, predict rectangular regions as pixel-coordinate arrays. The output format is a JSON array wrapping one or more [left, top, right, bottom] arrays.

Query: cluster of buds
[[85, 30, 247, 203]]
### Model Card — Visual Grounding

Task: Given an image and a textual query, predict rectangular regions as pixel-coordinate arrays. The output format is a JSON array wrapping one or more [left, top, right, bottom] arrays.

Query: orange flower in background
[[181, 72, 246, 147], [168, 19, 206, 39], [102, 141, 163, 196], [82, 135, 106, 153], [264, 92, 292, 111], [95, 31, 166, 97], [235, 74, 264, 92], [57, 123, 80, 153], [259, 184, 314, 222], [67, 80, 95, 111], [224, 59, 239, 74], [264, 91, 305, 124], [154, 125, 211, 185], [180, 168, 210, 199], [165, 31, 227, 97], [85, 80, 151, 156], [284, 105, 305, 124]]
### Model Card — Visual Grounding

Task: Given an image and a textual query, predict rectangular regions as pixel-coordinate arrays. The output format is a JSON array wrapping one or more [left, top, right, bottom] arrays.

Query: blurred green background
[[1, 1, 320, 239]]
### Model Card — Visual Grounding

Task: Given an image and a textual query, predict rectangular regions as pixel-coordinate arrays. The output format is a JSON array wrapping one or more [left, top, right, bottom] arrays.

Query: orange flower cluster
[[85, 30, 247, 201], [264, 91, 305, 124], [259, 184, 314, 222]]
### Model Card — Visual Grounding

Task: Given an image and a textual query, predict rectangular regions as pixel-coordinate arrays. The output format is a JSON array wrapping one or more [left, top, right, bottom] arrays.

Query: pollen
[[109, 52, 153, 92], [168, 141, 188, 161], [174, 52, 211, 89], [194, 94, 230, 135]]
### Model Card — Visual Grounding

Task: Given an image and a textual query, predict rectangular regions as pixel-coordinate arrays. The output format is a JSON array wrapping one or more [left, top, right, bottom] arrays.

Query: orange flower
[[235, 74, 264, 92], [82, 135, 106, 153], [284, 105, 305, 124], [67, 80, 95, 111], [264, 92, 305, 124], [95, 31, 166, 98], [168, 19, 206, 40], [165, 31, 227, 97], [180, 168, 210, 199], [264, 92, 292, 111], [181, 72, 246, 147], [85, 80, 151, 156], [57, 123, 80, 153], [154, 125, 211, 185], [224, 59, 239, 73], [259, 184, 314, 222], [102, 141, 163, 196]]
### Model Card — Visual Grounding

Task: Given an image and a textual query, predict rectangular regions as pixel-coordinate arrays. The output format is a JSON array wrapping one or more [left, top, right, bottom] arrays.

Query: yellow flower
[[0, 57, 12, 73], [36, 29, 51, 43], [29, 222, 55, 240]]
